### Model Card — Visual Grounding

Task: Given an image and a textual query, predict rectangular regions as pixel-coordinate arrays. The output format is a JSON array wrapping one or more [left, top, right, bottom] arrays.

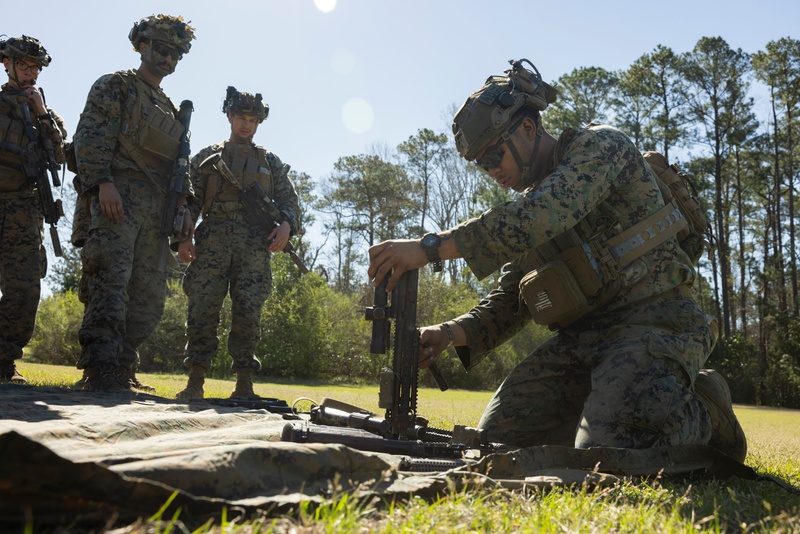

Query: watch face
[[422, 234, 440, 247]]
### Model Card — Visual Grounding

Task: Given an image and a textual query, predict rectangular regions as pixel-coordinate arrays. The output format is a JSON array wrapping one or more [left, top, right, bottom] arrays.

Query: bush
[[139, 279, 190, 372], [29, 290, 83, 365]]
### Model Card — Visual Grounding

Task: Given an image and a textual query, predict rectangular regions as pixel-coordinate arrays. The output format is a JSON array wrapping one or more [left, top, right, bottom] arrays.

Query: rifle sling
[[116, 132, 165, 196]]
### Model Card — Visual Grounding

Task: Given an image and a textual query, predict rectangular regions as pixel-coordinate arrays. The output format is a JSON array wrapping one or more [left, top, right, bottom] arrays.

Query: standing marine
[[368, 59, 747, 463], [175, 86, 300, 400], [72, 15, 196, 392], [0, 35, 66, 384]]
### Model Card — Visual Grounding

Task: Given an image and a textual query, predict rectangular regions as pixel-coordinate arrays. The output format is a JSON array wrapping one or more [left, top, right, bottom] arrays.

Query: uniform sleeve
[[46, 108, 67, 164], [269, 154, 301, 234], [73, 73, 126, 191], [188, 146, 216, 224], [452, 262, 532, 370], [451, 127, 639, 280]]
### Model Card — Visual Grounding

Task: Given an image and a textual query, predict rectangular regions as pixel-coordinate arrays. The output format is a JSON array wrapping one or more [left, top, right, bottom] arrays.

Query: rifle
[[18, 95, 64, 256], [281, 269, 516, 468], [198, 152, 309, 274], [157, 99, 193, 271], [193, 396, 295, 414]]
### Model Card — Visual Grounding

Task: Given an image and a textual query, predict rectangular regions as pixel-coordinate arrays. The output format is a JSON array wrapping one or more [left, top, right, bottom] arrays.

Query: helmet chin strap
[[6, 63, 30, 89], [505, 127, 543, 192]]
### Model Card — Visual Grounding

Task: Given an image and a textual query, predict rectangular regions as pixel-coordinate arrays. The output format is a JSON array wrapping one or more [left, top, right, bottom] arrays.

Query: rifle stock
[[158, 99, 193, 272]]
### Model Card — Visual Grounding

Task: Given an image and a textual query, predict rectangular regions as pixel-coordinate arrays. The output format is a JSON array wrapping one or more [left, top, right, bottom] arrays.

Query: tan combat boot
[[123, 367, 156, 393], [695, 369, 748, 463], [82, 363, 137, 392], [230, 371, 261, 399], [176, 364, 206, 400], [0, 360, 27, 384]]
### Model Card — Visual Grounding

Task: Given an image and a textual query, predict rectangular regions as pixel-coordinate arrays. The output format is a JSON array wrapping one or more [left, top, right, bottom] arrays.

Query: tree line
[[36, 36, 800, 406]]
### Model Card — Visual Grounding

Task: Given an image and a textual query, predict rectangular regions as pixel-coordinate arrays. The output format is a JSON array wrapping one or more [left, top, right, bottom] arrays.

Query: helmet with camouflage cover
[[453, 58, 557, 161], [0, 35, 51, 67], [129, 14, 196, 54], [222, 86, 269, 123]]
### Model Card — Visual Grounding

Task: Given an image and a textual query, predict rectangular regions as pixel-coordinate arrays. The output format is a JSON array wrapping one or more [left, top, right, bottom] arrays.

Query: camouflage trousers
[[77, 177, 168, 370], [0, 193, 46, 361], [478, 296, 716, 449], [182, 217, 271, 372]]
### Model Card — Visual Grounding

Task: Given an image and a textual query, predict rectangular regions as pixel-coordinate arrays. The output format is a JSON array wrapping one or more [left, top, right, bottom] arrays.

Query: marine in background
[[72, 15, 196, 392], [0, 35, 66, 384], [175, 86, 300, 400]]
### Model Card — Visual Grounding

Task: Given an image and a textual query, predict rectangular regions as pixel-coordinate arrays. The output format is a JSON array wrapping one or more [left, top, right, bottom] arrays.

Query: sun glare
[[314, 0, 337, 13], [342, 98, 374, 134]]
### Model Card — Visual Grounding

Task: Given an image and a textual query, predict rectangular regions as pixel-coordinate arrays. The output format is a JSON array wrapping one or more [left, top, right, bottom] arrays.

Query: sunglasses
[[474, 118, 523, 171], [152, 42, 183, 61]]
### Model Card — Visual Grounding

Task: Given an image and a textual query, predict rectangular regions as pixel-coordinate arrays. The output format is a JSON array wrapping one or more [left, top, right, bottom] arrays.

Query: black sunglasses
[[474, 118, 523, 171], [152, 42, 183, 60]]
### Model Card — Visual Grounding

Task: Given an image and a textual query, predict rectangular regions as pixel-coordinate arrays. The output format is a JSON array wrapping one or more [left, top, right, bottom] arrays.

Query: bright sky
[[4, 0, 798, 288]]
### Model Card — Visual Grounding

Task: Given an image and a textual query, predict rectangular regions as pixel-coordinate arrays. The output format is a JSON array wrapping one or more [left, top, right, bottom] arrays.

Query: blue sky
[[5, 0, 798, 287]]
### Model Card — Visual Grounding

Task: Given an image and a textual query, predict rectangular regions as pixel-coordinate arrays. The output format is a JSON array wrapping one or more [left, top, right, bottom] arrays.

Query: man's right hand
[[98, 182, 124, 223]]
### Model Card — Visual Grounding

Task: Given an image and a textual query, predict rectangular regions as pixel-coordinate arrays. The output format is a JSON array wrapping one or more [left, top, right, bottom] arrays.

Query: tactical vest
[[518, 130, 689, 329], [202, 141, 274, 219], [116, 72, 184, 180], [0, 92, 34, 191]]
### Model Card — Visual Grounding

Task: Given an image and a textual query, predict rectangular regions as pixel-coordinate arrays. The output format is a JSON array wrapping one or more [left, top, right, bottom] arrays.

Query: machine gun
[[281, 269, 516, 469], [198, 152, 309, 274], [157, 99, 193, 271], [18, 96, 64, 256]]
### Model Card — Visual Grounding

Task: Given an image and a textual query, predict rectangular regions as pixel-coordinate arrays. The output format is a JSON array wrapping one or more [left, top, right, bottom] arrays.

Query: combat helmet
[[222, 86, 269, 123], [129, 14, 196, 54], [0, 35, 51, 67], [453, 59, 557, 161]]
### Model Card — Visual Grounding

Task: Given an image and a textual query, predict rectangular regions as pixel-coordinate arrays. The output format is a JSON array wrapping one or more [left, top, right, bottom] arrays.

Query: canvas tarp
[[0, 383, 762, 527]]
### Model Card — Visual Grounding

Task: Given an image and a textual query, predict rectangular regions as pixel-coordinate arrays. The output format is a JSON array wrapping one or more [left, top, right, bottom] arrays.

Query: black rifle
[[281, 269, 516, 467], [157, 99, 193, 271], [18, 95, 64, 256], [194, 396, 295, 414], [198, 152, 309, 274]]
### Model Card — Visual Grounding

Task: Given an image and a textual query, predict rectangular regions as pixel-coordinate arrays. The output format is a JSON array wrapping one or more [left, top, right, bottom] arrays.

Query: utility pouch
[[64, 141, 78, 174], [138, 105, 182, 162], [519, 260, 594, 327]]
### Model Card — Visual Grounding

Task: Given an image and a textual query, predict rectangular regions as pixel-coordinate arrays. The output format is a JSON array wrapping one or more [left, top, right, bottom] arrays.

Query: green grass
[[11, 361, 800, 533]]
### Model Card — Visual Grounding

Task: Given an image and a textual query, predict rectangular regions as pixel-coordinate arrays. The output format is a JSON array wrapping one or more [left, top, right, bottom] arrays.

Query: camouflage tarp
[[0, 383, 762, 527]]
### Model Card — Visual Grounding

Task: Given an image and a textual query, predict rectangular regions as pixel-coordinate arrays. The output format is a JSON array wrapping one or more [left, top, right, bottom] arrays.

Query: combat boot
[[230, 371, 261, 399], [123, 367, 156, 393], [695, 369, 748, 463], [176, 364, 206, 400], [0, 360, 27, 384], [73, 369, 88, 389], [82, 363, 136, 392]]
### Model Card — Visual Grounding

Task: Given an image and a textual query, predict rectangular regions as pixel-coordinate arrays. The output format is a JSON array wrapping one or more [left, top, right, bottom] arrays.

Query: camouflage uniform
[[0, 39, 66, 381], [72, 69, 193, 377], [183, 140, 300, 372], [449, 125, 715, 449]]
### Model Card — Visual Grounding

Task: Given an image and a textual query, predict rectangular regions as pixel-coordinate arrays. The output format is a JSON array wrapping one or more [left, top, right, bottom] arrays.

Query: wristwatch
[[420, 232, 443, 272]]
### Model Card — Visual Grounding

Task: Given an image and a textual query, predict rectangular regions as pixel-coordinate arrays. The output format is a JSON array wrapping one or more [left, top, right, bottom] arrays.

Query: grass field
[[10, 361, 800, 532]]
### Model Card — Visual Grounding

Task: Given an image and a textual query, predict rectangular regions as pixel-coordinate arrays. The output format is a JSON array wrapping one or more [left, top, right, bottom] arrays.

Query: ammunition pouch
[[0, 102, 29, 191], [520, 260, 593, 327], [202, 142, 274, 217], [118, 74, 184, 178], [519, 201, 687, 328]]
